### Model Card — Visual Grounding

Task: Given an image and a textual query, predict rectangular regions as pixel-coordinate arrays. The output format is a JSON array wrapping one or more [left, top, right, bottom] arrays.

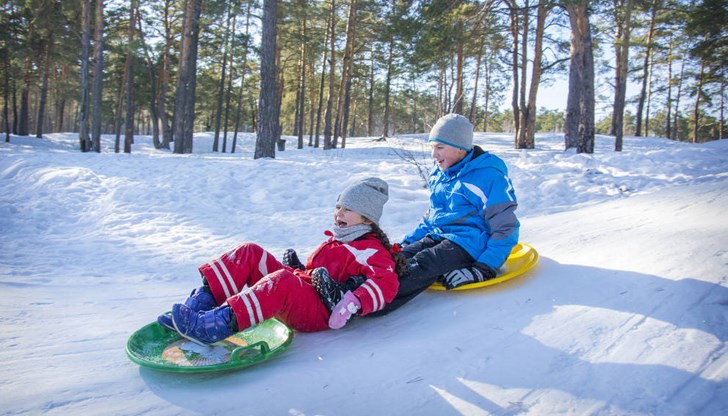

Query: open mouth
[[336, 220, 348, 227]]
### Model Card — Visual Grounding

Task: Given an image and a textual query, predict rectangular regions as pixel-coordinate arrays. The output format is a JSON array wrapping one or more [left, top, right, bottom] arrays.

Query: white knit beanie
[[337, 177, 389, 224], [428, 113, 474, 150]]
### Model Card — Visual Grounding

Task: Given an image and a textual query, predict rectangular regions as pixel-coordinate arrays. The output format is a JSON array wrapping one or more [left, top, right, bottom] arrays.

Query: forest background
[[1, 0, 726, 157]]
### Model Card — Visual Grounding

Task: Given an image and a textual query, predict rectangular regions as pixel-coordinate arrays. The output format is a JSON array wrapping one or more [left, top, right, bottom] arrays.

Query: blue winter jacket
[[402, 145, 519, 270]]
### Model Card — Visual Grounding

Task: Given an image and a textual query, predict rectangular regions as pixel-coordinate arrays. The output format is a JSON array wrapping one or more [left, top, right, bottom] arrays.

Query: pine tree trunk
[[36, 42, 51, 138], [645, 50, 654, 135], [213, 3, 232, 152], [334, 0, 357, 148], [516, 1, 529, 148], [453, 24, 465, 115], [507, 2, 520, 142], [173, 0, 202, 154], [232, 2, 252, 154], [294, 0, 307, 149], [313, 11, 330, 148], [114, 77, 124, 153], [11, 80, 17, 134], [3, 55, 9, 142], [366, 54, 374, 137], [482, 59, 492, 132], [564, 1, 595, 154], [307, 61, 316, 146], [158, 0, 173, 149], [523, 0, 548, 149], [665, 39, 673, 140], [692, 61, 704, 143], [382, 36, 394, 138], [611, 0, 632, 151], [91, 0, 104, 152], [254, 0, 280, 159], [323, 0, 336, 149], [295, 31, 306, 149], [672, 59, 684, 140], [123, 0, 137, 154], [469, 37, 484, 123], [54, 67, 67, 132], [635, 0, 657, 137], [136, 1, 160, 149], [720, 79, 725, 140], [222, 14, 237, 153], [79, 0, 91, 149]]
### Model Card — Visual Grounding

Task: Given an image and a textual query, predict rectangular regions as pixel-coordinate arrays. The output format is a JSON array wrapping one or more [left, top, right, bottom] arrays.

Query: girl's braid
[[371, 224, 408, 276]]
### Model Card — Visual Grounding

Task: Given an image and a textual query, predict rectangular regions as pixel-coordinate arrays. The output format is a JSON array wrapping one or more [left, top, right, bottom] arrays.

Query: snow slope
[[1, 131, 726, 415]]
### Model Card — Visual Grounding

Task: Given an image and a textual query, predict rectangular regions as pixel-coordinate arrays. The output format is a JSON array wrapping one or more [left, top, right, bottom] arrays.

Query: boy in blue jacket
[[315, 113, 519, 320]]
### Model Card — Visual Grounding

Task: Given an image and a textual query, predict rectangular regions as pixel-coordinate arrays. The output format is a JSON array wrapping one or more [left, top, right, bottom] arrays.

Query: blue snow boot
[[157, 286, 217, 331], [171, 303, 236, 345]]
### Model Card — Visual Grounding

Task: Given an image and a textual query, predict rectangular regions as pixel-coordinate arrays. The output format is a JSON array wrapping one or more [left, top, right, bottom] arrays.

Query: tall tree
[[313, 6, 331, 148], [123, 0, 138, 154], [91, 0, 104, 152], [231, 0, 253, 154], [138, 12, 161, 148], [691, 58, 705, 143], [634, 0, 658, 137], [685, 0, 727, 142], [322, 0, 336, 149], [212, 1, 232, 152], [523, 0, 551, 149], [221, 4, 239, 154], [35, 40, 48, 137], [564, 0, 595, 153], [293, 0, 307, 149], [333, 0, 358, 148], [2, 42, 9, 142], [255, 0, 280, 158], [173, 0, 203, 154], [610, 0, 633, 151], [506, 2, 521, 139], [381, 34, 394, 137], [79, 0, 92, 150], [157, 0, 174, 149]]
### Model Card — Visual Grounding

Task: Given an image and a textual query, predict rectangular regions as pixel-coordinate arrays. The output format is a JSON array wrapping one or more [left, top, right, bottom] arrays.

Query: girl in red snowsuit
[[161, 178, 404, 345]]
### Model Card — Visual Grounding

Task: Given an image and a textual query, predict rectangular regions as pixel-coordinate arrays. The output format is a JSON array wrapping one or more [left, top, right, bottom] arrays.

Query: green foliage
[[1, 0, 723, 146]]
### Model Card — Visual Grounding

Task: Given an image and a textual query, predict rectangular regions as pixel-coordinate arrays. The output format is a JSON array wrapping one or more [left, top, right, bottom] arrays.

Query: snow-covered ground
[[1, 130, 726, 415]]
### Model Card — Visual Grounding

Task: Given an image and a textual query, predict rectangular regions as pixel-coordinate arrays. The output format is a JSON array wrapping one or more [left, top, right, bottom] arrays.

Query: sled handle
[[230, 341, 271, 361]]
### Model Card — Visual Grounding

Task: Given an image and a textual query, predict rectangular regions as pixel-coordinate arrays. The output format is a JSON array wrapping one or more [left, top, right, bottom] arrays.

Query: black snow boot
[[311, 267, 346, 313], [282, 248, 305, 270]]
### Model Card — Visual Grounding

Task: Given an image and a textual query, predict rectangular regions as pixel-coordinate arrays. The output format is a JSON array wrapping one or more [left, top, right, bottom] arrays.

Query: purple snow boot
[[171, 303, 236, 345], [157, 286, 217, 331]]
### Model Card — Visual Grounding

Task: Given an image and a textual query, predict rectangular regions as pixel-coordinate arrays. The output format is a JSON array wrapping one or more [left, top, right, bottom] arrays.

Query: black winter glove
[[344, 275, 366, 292], [282, 248, 305, 270], [442, 263, 497, 290]]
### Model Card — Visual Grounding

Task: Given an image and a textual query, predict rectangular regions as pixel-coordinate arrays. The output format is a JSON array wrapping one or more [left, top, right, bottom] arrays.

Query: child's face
[[431, 142, 468, 171], [334, 205, 369, 228]]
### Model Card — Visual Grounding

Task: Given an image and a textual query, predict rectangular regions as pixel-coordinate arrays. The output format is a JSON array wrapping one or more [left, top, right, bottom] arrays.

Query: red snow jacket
[[299, 231, 399, 315]]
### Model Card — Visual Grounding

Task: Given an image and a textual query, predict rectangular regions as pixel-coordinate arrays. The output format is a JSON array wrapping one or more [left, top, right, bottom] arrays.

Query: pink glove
[[328, 291, 361, 329]]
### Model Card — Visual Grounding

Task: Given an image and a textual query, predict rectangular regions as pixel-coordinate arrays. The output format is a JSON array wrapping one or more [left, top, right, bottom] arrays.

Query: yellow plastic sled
[[429, 242, 538, 291]]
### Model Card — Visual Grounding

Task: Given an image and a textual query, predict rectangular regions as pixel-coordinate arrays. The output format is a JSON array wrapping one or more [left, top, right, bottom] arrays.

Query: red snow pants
[[199, 243, 330, 332]]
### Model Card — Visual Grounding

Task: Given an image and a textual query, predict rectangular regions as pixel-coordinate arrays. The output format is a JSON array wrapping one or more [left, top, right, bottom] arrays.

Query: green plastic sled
[[126, 318, 293, 373]]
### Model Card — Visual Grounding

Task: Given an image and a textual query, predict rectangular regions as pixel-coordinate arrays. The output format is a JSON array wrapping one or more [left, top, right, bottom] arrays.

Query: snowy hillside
[[1, 131, 726, 415]]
